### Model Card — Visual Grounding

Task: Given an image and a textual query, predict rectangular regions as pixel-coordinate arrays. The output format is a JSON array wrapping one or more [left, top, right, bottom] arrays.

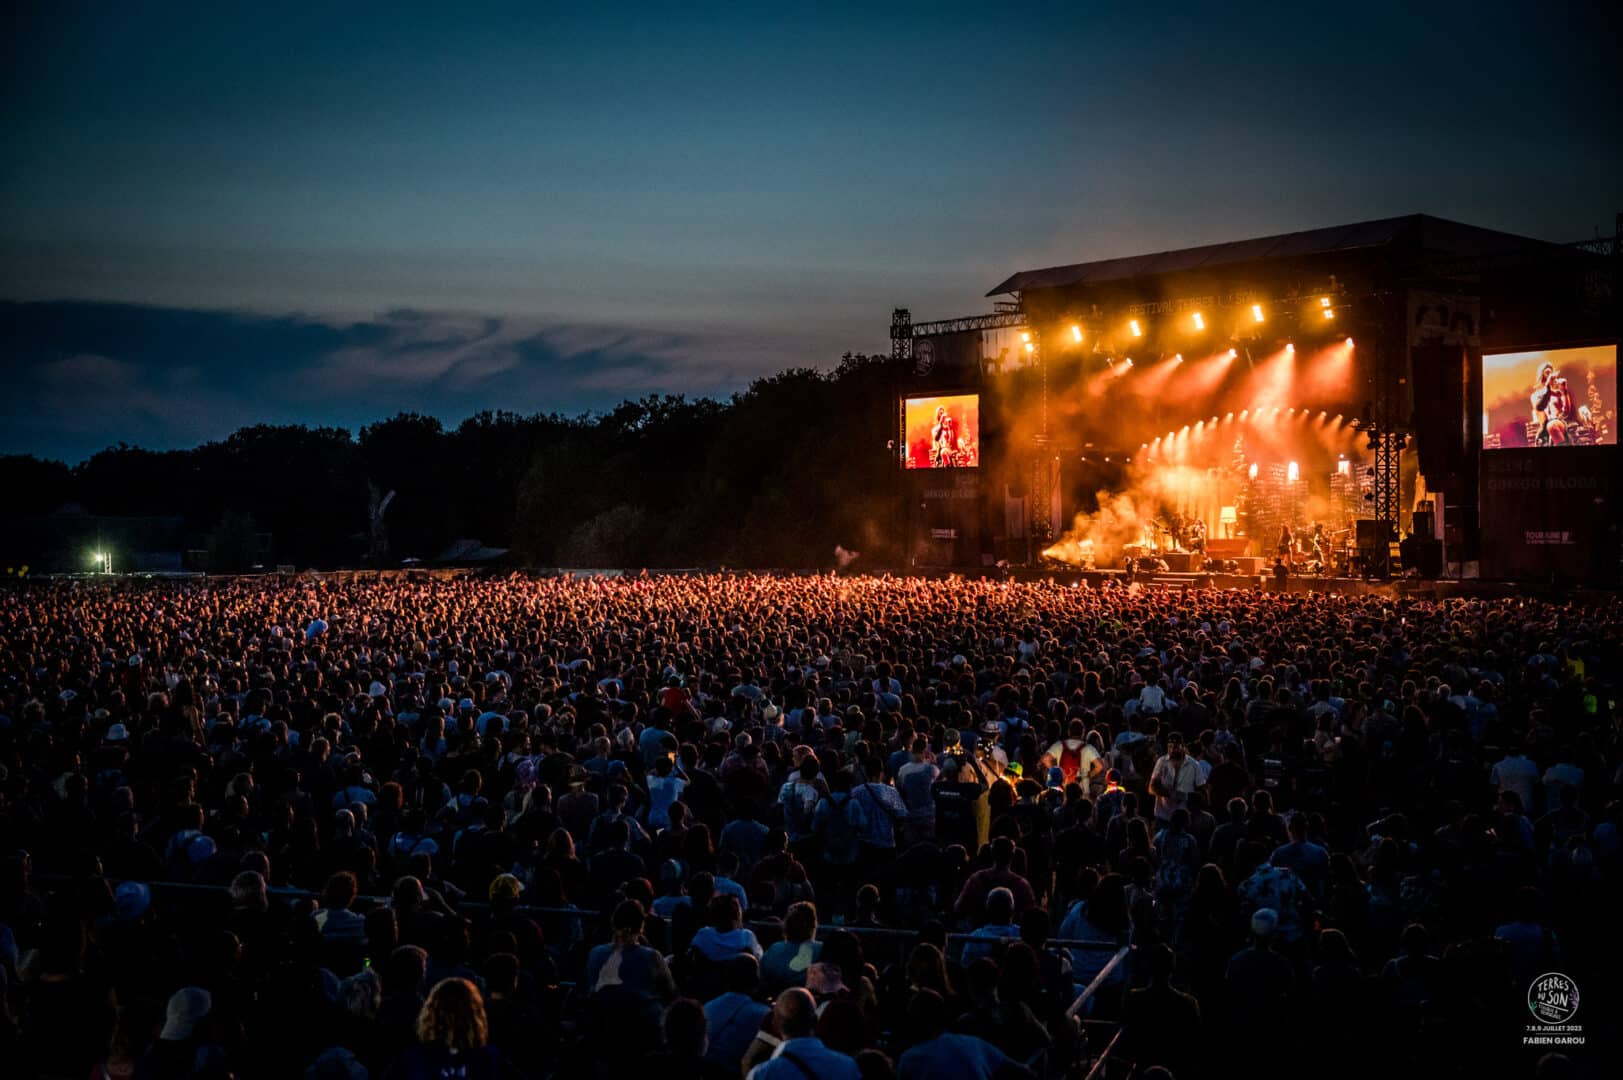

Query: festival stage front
[[893, 213, 1620, 585]]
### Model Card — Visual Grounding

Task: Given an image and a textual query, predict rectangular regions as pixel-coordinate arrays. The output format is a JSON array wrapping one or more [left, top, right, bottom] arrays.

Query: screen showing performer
[[903, 394, 980, 469], [1482, 345, 1616, 449]]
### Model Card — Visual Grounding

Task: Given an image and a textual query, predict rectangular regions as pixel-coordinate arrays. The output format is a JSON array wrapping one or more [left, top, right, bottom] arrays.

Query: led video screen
[[903, 394, 979, 469], [1482, 345, 1616, 449]]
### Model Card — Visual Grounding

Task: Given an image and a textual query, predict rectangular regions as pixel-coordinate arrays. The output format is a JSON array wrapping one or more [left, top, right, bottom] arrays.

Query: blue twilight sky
[[2, 1, 1620, 461]]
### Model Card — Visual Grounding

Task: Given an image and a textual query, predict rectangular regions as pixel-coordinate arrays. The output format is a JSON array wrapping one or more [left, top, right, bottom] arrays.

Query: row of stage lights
[[1019, 295, 1342, 355], [1020, 331, 1352, 370]]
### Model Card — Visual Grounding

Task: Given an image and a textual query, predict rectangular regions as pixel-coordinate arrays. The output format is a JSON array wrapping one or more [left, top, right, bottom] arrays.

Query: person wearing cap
[[1224, 907, 1295, 1054], [977, 717, 1009, 779], [1147, 733, 1201, 823], [1236, 840, 1310, 945], [138, 987, 220, 1077]]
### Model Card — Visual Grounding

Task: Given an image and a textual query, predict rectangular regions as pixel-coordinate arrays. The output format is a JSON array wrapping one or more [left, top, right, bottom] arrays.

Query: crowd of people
[[0, 571, 1616, 1079]]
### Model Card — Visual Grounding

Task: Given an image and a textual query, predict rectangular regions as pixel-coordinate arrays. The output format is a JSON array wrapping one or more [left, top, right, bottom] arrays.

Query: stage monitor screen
[[1482, 345, 1616, 449], [903, 393, 979, 469]]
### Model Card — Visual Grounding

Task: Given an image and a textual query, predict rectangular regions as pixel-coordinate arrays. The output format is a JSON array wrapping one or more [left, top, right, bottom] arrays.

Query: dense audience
[[0, 572, 1617, 1079]]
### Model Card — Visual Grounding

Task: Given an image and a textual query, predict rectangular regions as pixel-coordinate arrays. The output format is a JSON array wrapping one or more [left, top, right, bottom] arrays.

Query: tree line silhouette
[[0, 353, 903, 570]]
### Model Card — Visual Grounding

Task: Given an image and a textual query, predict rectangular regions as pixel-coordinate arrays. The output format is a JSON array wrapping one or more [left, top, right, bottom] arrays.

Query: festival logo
[[1527, 972, 1579, 1025], [1523, 972, 1583, 1048]]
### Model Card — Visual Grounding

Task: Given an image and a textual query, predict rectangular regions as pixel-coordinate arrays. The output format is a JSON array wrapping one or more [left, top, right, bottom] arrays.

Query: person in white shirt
[[1139, 677, 1169, 716], [1540, 756, 1585, 816], [1148, 734, 1201, 822], [1489, 744, 1540, 817]]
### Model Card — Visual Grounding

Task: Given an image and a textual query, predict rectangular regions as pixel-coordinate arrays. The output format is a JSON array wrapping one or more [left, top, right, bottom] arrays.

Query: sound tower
[[1356, 518, 1395, 578]]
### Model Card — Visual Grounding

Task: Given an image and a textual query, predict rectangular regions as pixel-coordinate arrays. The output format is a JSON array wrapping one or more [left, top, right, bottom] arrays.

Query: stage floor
[[1003, 567, 1614, 599]]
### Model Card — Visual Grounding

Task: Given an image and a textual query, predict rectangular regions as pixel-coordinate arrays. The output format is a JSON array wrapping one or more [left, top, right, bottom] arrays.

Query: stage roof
[[986, 213, 1568, 297]]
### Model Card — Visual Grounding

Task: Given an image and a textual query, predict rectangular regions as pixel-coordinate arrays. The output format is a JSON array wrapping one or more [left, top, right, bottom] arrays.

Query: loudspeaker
[[1411, 510, 1435, 538], [1416, 539, 1443, 578], [1355, 519, 1394, 547], [1356, 518, 1394, 578]]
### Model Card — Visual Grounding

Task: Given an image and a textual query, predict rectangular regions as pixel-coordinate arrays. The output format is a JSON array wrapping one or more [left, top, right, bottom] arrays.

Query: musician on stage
[[1531, 361, 1575, 446], [1187, 517, 1207, 555], [1276, 523, 1294, 567], [1310, 523, 1327, 569], [930, 406, 959, 466]]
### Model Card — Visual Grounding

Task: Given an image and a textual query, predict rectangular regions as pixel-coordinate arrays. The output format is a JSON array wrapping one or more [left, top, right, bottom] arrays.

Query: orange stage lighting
[[1246, 345, 1297, 410], [1299, 337, 1356, 401], [1191, 311, 1205, 331], [1070, 324, 1083, 343], [1129, 320, 1142, 338], [1128, 353, 1180, 397], [1178, 349, 1233, 397], [1251, 304, 1265, 323]]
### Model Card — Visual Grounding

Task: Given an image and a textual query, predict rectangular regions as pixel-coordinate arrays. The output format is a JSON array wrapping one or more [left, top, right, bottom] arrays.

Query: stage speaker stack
[[1416, 540, 1443, 578], [1356, 518, 1394, 578]]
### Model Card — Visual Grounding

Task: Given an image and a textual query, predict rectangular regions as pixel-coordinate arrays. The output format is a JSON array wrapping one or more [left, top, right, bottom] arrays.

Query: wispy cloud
[[0, 300, 785, 461]]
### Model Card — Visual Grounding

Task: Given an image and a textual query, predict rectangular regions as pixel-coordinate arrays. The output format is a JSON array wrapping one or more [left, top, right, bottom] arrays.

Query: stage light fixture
[[1226, 348, 1238, 360], [1285, 342, 1296, 354], [1191, 311, 1205, 331], [1124, 357, 1134, 367], [1319, 296, 1332, 308], [1070, 324, 1083, 343], [1020, 330, 1031, 342], [1129, 319, 1142, 338], [1024, 341, 1035, 354], [1251, 304, 1265, 323], [1345, 337, 1354, 346], [1322, 307, 1335, 320]]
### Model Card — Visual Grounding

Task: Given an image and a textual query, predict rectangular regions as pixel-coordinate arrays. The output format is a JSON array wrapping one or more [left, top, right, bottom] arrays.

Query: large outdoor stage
[[1002, 566, 1621, 601], [892, 214, 1620, 586]]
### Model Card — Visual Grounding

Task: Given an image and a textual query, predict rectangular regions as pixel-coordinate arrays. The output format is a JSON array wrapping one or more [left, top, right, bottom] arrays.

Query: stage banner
[[1479, 447, 1619, 583], [911, 469, 982, 566]]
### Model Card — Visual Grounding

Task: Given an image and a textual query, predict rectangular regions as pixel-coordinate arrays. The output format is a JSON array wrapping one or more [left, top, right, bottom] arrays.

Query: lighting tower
[[890, 308, 912, 364]]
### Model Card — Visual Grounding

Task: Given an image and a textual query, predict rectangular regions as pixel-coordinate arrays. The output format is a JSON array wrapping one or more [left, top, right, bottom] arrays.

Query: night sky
[[3, 2, 1620, 461]]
